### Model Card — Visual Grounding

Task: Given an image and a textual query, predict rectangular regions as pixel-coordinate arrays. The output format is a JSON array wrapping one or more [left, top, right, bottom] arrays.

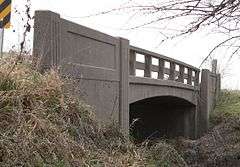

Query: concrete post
[[158, 59, 164, 79], [33, 11, 61, 70], [216, 74, 221, 100], [144, 55, 151, 78], [211, 59, 217, 74], [178, 65, 184, 83], [169, 62, 175, 80], [198, 69, 211, 136], [129, 50, 136, 76], [211, 59, 221, 108], [119, 38, 130, 135], [187, 68, 193, 85], [194, 71, 200, 86]]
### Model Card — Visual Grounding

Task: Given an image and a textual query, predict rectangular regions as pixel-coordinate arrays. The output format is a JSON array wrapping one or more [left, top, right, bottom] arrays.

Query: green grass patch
[[211, 90, 240, 125]]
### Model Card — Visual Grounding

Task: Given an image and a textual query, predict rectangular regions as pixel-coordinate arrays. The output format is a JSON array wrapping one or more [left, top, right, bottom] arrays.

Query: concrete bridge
[[33, 11, 221, 139]]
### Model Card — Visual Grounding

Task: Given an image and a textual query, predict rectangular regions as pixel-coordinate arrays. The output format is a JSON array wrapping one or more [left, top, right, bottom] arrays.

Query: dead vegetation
[[0, 56, 186, 167], [1, 55, 239, 167], [175, 117, 240, 166], [174, 90, 240, 167]]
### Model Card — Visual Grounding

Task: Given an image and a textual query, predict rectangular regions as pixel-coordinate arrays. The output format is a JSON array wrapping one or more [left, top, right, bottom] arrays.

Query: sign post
[[0, 0, 12, 57], [0, 28, 3, 57]]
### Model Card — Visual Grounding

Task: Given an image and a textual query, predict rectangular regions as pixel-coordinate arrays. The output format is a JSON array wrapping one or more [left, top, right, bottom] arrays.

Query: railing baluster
[[158, 59, 164, 79], [144, 55, 151, 78], [129, 50, 136, 76], [187, 68, 193, 85], [211, 59, 217, 74], [194, 71, 200, 86], [129, 47, 200, 87], [169, 62, 175, 80], [178, 65, 184, 83]]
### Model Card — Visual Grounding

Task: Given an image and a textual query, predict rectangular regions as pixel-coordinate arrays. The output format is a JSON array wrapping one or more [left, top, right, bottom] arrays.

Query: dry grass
[[0, 56, 186, 167], [175, 117, 240, 166], [174, 90, 240, 166]]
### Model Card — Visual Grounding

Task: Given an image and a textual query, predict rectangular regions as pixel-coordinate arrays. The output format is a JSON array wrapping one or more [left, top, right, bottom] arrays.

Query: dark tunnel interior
[[129, 96, 196, 142]]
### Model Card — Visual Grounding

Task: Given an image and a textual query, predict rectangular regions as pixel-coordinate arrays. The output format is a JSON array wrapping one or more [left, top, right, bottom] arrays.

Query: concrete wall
[[129, 76, 199, 105], [33, 10, 220, 139], [33, 10, 129, 133]]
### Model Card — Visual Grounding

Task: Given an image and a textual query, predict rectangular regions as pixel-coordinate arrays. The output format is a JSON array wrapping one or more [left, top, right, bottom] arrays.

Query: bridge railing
[[129, 46, 200, 86]]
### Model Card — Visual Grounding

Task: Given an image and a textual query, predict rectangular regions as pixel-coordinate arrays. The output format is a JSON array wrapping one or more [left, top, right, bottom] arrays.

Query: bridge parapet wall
[[33, 10, 129, 133], [33, 10, 221, 138], [129, 46, 200, 87]]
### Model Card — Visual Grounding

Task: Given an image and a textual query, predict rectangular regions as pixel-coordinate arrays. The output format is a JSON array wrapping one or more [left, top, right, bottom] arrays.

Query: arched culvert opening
[[130, 96, 196, 142]]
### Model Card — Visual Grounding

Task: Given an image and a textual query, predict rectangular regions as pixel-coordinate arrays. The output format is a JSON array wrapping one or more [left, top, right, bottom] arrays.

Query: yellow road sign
[[0, 0, 11, 29]]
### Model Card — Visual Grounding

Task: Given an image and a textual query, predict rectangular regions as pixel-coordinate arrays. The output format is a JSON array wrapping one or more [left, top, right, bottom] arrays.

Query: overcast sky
[[4, 0, 240, 89]]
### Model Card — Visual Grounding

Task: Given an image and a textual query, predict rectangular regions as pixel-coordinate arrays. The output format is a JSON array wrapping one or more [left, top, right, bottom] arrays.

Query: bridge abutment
[[183, 105, 198, 139], [198, 68, 221, 137]]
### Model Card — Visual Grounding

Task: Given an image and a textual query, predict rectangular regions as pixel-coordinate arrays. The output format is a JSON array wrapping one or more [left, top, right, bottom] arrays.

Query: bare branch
[[199, 35, 240, 67], [78, 0, 240, 67]]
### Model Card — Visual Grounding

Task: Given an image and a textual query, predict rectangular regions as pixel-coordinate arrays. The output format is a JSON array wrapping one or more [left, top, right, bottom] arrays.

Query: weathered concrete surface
[[129, 77, 199, 139], [198, 68, 221, 137], [33, 10, 221, 140], [33, 10, 123, 126], [129, 76, 199, 105]]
